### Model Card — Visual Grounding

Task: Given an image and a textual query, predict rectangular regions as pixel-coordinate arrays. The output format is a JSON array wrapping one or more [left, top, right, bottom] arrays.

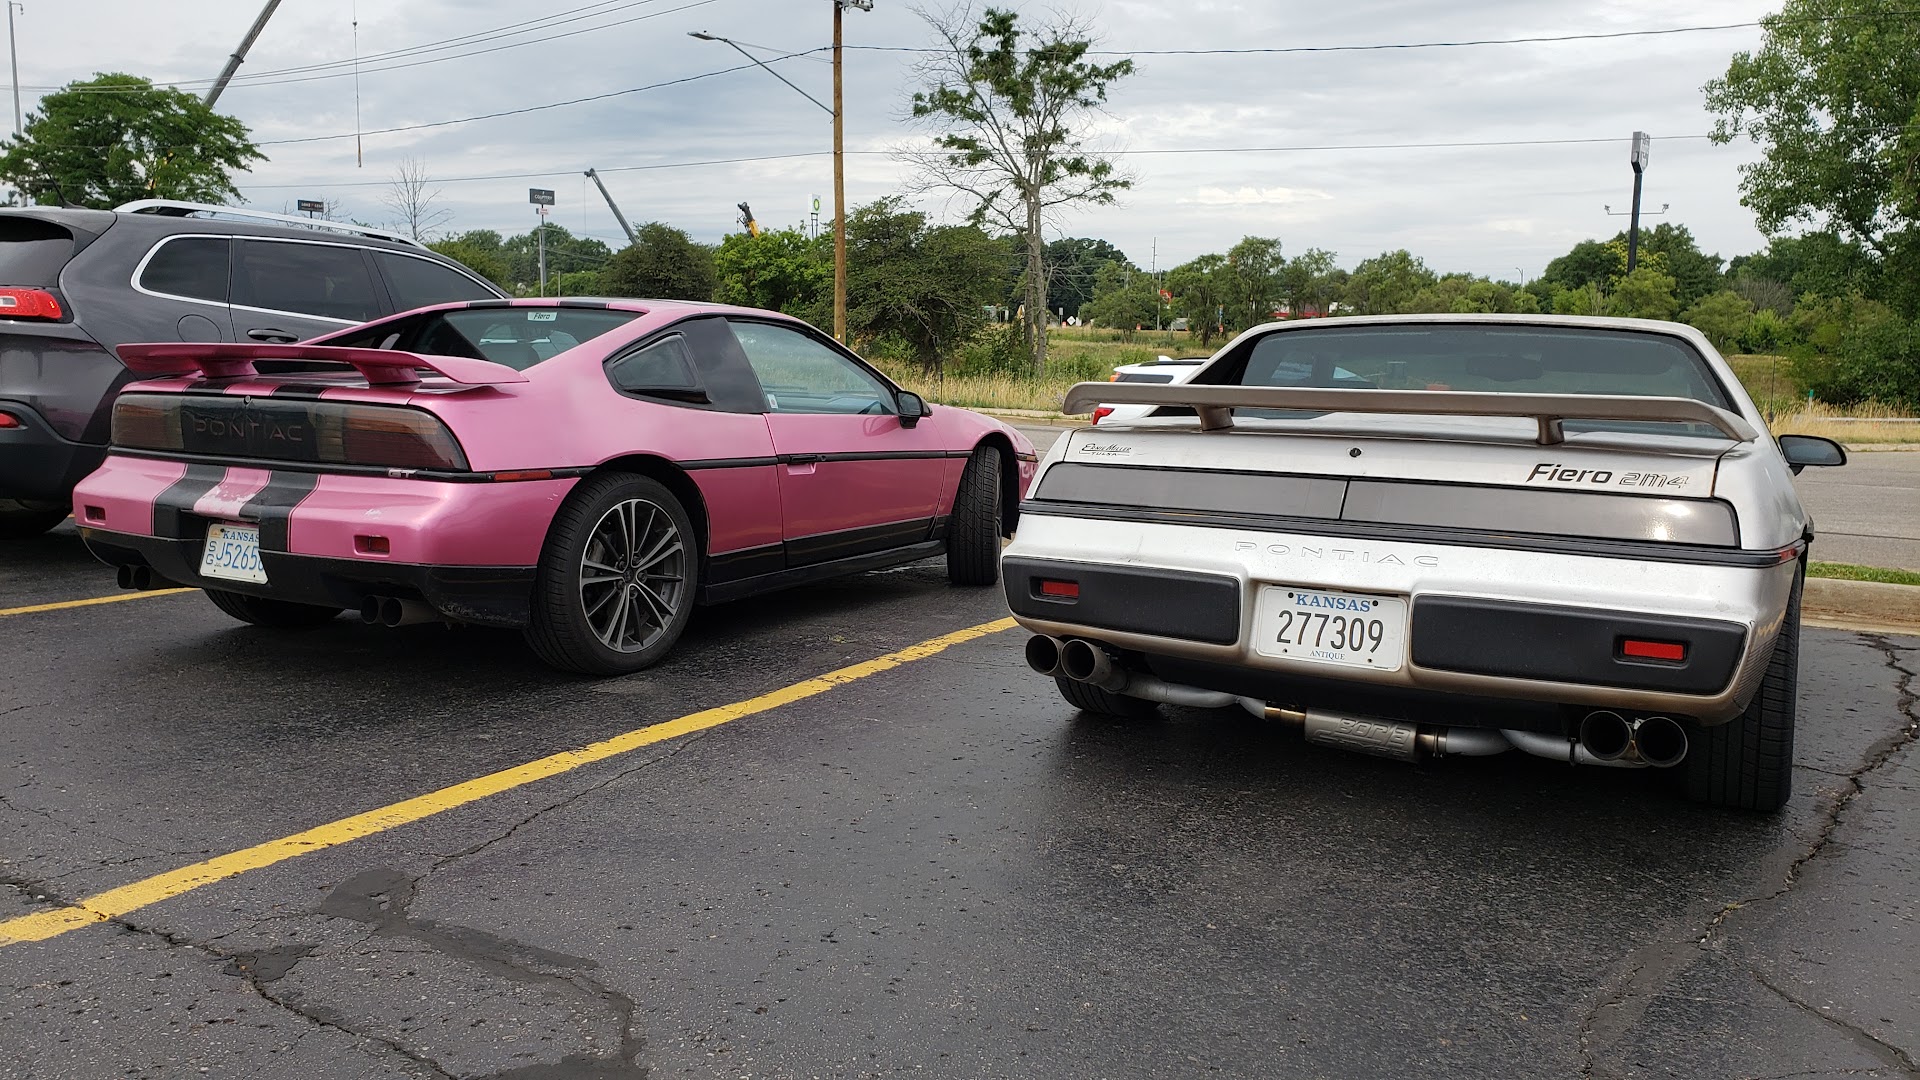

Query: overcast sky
[[15, 0, 1781, 279]]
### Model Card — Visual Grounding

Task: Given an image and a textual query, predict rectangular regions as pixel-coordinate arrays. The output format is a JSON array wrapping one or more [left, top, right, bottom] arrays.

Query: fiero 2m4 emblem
[[1236, 540, 1439, 568], [1527, 463, 1691, 490]]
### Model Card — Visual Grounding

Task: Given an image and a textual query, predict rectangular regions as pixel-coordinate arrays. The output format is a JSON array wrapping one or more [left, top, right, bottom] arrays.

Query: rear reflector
[[1621, 639, 1687, 662], [491, 469, 554, 482], [1037, 579, 1080, 599], [0, 288, 63, 320], [354, 535, 390, 555], [0, 411, 20, 429]]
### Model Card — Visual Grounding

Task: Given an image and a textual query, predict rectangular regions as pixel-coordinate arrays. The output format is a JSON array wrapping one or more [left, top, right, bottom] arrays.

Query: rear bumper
[[0, 400, 104, 502], [82, 528, 536, 627], [1002, 513, 1797, 725]]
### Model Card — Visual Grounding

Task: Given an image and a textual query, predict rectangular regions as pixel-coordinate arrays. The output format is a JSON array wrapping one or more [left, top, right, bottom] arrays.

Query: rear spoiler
[[1061, 383, 1759, 445], [116, 342, 529, 387]]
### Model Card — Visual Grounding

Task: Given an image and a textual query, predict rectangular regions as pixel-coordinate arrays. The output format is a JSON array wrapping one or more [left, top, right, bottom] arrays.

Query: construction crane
[[737, 202, 762, 238], [584, 168, 639, 246]]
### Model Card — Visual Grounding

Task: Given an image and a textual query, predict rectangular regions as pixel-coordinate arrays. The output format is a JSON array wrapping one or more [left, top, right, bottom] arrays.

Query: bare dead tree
[[901, 4, 1135, 372], [379, 157, 452, 240]]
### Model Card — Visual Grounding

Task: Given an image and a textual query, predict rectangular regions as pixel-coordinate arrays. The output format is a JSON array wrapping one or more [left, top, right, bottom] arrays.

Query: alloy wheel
[[578, 497, 686, 653]]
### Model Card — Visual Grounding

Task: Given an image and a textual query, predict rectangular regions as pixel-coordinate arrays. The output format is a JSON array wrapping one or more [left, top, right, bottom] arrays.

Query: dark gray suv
[[0, 200, 506, 537]]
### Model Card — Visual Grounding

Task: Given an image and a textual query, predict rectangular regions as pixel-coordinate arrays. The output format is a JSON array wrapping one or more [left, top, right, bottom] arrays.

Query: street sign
[[296, 199, 325, 213], [529, 188, 556, 206]]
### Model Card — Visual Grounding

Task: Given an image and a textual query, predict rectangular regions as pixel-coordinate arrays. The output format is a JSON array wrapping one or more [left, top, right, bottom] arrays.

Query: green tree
[[1615, 223, 1725, 307], [1607, 266, 1681, 321], [907, 6, 1136, 372], [843, 198, 1005, 372], [1682, 290, 1756, 351], [603, 222, 715, 301], [1166, 254, 1231, 347], [1044, 236, 1127, 319], [1405, 274, 1533, 314], [0, 73, 264, 207], [1220, 236, 1285, 330], [713, 228, 831, 320], [1281, 248, 1342, 316], [1705, 0, 1920, 314], [1728, 230, 1880, 302], [1341, 250, 1437, 315], [429, 230, 510, 288], [1079, 261, 1159, 335], [1540, 240, 1619, 292], [500, 224, 614, 293]]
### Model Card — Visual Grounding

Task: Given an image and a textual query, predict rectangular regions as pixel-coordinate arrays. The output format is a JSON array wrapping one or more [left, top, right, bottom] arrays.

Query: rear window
[[0, 217, 76, 286], [327, 307, 641, 371], [233, 239, 381, 322], [1220, 325, 1733, 435], [139, 237, 230, 303]]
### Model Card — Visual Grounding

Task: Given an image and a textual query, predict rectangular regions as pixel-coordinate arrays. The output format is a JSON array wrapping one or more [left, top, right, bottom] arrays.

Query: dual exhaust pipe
[[1027, 634, 1689, 769], [358, 595, 438, 628], [116, 564, 162, 591]]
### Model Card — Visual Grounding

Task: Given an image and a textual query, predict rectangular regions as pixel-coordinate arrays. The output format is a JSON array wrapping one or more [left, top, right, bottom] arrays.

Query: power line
[[243, 151, 830, 187]]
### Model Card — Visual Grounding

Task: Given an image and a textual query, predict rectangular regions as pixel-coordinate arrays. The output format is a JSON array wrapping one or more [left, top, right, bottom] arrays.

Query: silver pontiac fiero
[[1003, 315, 1847, 811]]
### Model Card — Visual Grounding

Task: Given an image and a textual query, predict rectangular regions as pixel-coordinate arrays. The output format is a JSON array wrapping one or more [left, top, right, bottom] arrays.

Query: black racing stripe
[[269, 383, 339, 399], [151, 464, 226, 538], [239, 471, 323, 552]]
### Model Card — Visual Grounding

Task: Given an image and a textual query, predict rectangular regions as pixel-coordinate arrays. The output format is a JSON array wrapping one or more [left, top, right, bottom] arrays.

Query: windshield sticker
[[527, 311, 558, 322]]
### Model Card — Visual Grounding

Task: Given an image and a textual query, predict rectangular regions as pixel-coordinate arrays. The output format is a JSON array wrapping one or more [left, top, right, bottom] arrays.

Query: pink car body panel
[[72, 299, 1036, 625]]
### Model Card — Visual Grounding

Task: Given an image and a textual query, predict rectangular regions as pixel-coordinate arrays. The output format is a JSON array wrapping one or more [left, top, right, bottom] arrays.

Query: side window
[[231, 240, 381, 322], [375, 251, 497, 311], [139, 237, 230, 303], [728, 321, 893, 415], [609, 334, 701, 397]]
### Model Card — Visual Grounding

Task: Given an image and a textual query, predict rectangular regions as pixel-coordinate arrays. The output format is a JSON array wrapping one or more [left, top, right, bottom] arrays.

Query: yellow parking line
[[0, 589, 197, 619], [0, 616, 1018, 947]]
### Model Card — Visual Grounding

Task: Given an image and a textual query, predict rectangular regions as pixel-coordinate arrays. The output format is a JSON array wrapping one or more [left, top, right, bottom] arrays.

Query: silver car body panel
[[1005, 314, 1816, 724]]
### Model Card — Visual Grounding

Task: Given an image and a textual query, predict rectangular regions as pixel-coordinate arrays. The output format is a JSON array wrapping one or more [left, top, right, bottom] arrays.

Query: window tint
[[609, 335, 699, 393], [139, 237, 230, 303], [232, 240, 380, 322], [375, 251, 497, 310], [323, 307, 641, 371], [729, 321, 892, 415], [0, 217, 76, 286]]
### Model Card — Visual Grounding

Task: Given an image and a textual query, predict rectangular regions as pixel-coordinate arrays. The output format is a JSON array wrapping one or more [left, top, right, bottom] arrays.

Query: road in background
[[1012, 421, 1920, 571]]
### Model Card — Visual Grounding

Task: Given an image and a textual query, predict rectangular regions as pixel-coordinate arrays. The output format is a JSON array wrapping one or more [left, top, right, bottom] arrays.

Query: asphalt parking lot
[[2, 513, 1917, 1079]]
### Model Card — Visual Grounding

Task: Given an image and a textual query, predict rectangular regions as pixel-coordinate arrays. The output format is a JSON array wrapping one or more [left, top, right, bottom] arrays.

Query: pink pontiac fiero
[[72, 299, 1037, 674]]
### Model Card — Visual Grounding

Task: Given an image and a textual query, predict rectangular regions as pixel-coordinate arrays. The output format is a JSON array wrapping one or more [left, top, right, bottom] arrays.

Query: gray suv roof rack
[[112, 199, 427, 250]]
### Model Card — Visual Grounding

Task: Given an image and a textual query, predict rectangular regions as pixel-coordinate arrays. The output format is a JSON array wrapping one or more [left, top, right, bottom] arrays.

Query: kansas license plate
[[1252, 586, 1407, 670], [200, 523, 268, 584]]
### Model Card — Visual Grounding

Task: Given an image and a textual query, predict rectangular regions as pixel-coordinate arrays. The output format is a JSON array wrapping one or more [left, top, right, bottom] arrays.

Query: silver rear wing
[[1060, 383, 1759, 445]]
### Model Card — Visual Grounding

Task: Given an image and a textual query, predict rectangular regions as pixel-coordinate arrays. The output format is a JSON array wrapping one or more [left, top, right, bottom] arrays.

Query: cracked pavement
[[3, 518, 1918, 1078]]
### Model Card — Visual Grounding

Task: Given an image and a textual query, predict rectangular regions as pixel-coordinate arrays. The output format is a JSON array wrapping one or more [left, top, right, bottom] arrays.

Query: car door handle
[[785, 454, 825, 465], [246, 328, 299, 343]]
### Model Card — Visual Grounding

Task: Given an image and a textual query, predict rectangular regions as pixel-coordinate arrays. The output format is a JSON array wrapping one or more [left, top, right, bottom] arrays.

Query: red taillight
[[1037, 579, 1080, 599], [339, 409, 467, 471], [1090, 406, 1114, 424], [0, 411, 20, 429], [0, 288, 63, 320], [1621, 639, 1687, 662]]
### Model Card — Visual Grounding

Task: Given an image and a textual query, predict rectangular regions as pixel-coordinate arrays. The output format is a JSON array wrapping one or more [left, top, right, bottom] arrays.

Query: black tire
[[947, 446, 1002, 587], [1055, 675, 1162, 719], [0, 500, 69, 539], [1683, 566, 1800, 812], [525, 472, 698, 676], [205, 589, 343, 629]]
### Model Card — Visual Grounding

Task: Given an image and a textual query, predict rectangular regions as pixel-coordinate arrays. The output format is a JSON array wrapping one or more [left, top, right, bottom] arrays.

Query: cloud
[[1179, 186, 1334, 207]]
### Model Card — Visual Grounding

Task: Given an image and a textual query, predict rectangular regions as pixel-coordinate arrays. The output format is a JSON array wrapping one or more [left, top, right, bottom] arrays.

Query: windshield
[[1221, 324, 1734, 436], [328, 307, 641, 371]]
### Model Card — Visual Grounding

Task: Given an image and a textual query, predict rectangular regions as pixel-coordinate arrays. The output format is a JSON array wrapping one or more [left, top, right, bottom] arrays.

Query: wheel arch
[[969, 432, 1020, 537], [587, 454, 711, 563]]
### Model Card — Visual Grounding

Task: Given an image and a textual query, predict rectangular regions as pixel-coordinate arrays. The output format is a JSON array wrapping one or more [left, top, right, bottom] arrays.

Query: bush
[[1741, 307, 1792, 354], [1788, 295, 1920, 408], [1682, 290, 1755, 351]]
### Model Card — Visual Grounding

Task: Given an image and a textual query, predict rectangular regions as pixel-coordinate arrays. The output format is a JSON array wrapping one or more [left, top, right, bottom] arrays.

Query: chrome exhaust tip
[[1578, 710, 1635, 761], [1632, 716, 1689, 769], [1058, 638, 1122, 688], [1024, 635, 1064, 677]]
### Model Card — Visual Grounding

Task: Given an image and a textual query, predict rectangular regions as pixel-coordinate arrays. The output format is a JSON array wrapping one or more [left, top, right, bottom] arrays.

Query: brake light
[[1090, 406, 1114, 424], [0, 288, 62, 320], [111, 397, 181, 448], [1621, 639, 1686, 662], [111, 392, 469, 471], [0, 411, 20, 429], [340, 410, 467, 471], [1037, 579, 1080, 599]]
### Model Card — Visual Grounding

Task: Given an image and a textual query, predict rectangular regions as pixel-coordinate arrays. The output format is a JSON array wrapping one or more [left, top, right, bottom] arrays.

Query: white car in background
[[1089, 356, 1207, 425]]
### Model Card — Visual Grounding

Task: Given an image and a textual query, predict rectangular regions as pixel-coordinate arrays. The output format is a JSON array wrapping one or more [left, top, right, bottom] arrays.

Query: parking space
[[1, 529, 1916, 1079]]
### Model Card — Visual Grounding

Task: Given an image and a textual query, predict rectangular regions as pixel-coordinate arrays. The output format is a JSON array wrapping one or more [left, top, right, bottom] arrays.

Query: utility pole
[[584, 168, 639, 246], [204, 0, 284, 109], [1626, 130, 1650, 273], [7, 3, 21, 139], [832, 2, 872, 343]]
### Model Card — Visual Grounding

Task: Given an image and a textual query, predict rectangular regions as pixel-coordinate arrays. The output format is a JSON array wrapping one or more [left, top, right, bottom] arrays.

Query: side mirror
[[1778, 434, 1847, 474], [896, 390, 931, 428]]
